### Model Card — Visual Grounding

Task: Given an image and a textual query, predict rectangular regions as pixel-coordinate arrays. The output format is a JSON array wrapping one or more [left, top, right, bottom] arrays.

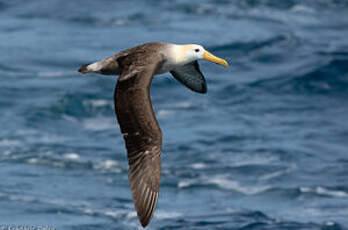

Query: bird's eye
[[195, 49, 200, 52]]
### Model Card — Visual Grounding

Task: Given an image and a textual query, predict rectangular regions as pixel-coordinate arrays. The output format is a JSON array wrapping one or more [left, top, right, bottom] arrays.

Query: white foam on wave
[[178, 176, 270, 195], [0, 139, 20, 147], [83, 117, 114, 131], [15, 129, 38, 135], [157, 109, 173, 117], [260, 164, 296, 180], [232, 154, 278, 167], [156, 101, 194, 117], [62, 114, 78, 122], [84, 99, 112, 108], [300, 186, 348, 198], [101, 160, 118, 168], [154, 210, 182, 219], [27, 158, 39, 164], [190, 163, 208, 169], [26, 152, 81, 165], [104, 210, 124, 218], [325, 221, 336, 226], [83, 208, 94, 215], [8, 194, 36, 203], [207, 177, 271, 195], [112, 18, 132, 26], [33, 135, 68, 144], [290, 4, 314, 13], [63, 153, 80, 160], [260, 170, 285, 180], [126, 211, 137, 218], [172, 101, 193, 109], [94, 160, 121, 173], [37, 71, 66, 78], [83, 208, 137, 219], [178, 180, 194, 189]]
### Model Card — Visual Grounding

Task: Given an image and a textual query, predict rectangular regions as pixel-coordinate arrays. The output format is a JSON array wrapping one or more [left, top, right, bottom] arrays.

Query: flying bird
[[78, 42, 228, 227]]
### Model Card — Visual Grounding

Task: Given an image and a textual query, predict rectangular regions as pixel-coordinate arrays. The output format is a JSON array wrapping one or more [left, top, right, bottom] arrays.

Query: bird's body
[[78, 42, 227, 227]]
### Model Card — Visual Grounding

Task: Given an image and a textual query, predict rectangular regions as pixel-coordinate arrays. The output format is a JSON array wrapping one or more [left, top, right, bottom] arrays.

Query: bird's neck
[[167, 44, 194, 67]]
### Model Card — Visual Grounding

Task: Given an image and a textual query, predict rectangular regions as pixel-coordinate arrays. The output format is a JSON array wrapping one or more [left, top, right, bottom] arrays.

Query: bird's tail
[[78, 57, 120, 75], [78, 63, 93, 73]]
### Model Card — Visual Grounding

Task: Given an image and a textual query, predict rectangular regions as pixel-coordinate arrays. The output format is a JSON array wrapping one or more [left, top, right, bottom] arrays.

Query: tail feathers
[[78, 63, 93, 74], [78, 61, 103, 74], [77, 57, 120, 75]]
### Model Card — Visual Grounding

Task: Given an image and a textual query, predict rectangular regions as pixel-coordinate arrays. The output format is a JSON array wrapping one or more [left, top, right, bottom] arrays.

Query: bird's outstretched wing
[[170, 61, 207, 94], [114, 56, 163, 227]]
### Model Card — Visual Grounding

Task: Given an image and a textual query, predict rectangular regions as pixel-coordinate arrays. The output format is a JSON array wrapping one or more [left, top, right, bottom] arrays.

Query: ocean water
[[1, 0, 348, 229]]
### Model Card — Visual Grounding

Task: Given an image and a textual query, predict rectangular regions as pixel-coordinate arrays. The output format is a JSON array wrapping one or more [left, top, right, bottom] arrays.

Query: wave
[[8, 0, 348, 30], [257, 185, 348, 200], [0, 1, 7, 11], [0, 151, 123, 174], [11, 1, 156, 27], [36, 71, 72, 78], [299, 186, 348, 198], [68, 12, 148, 27], [214, 0, 348, 9], [178, 175, 271, 195], [208, 35, 292, 67], [248, 58, 348, 95], [159, 209, 343, 230], [210, 35, 287, 54], [82, 116, 115, 131], [0, 63, 26, 73], [0, 138, 21, 147], [26, 93, 114, 124], [26, 87, 202, 125], [208, 34, 301, 72]]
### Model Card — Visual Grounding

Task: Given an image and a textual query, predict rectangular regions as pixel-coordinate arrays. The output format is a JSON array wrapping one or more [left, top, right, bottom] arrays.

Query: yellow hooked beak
[[203, 50, 228, 67]]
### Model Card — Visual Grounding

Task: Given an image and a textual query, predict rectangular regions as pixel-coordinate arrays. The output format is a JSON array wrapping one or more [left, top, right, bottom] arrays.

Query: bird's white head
[[185, 44, 205, 60], [171, 44, 228, 68]]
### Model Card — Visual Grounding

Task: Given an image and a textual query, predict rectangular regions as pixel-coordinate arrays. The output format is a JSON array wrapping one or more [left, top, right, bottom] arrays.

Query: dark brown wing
[[114, 56, 163, 227], [170, 61, 207, 94]]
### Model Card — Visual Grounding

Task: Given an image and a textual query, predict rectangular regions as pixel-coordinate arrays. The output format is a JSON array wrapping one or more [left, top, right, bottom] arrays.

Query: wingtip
[[137, 201, 156, 228], [133, 188, 158, 228], [201, 83, 207, 94], [140, 219, 150, 228]]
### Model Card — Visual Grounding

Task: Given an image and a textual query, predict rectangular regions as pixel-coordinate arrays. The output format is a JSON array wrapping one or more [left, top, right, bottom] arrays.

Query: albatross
[[78, 42, 228, 227]]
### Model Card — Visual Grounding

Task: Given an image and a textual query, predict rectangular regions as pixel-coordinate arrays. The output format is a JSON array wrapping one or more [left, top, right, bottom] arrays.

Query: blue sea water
[[1, 0, 348, 229]]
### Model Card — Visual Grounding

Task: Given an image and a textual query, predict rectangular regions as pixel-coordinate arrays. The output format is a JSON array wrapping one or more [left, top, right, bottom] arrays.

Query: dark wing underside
[[114, 56, 163, 227], [170, 61, 207, 94]]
